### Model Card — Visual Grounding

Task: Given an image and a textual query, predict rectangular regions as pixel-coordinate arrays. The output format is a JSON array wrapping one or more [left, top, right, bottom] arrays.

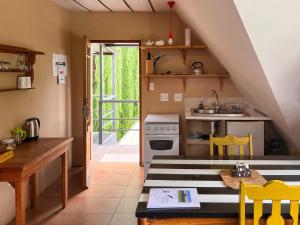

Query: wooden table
[[0, 138, 73, 225], [136, 155, 300, 225]]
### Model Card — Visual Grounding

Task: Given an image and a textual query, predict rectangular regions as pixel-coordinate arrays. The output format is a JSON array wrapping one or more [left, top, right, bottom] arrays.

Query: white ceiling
[[51, 0, 171, 12]]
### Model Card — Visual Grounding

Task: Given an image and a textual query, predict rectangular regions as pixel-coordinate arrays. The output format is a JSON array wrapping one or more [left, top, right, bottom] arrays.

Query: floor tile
[[123, 186, 143, 197], [128, 173, 144, 186], [75, 185, 126, 198], [26, 213, 63, 225], [91, 174, 132, 185], [116, 198, 139, 214], [62, 213, 113, 225], [110, 214, 137, 225], [62, 197, 120, 214], [92, 166, 137, 175], [24, 162, 143, 225]]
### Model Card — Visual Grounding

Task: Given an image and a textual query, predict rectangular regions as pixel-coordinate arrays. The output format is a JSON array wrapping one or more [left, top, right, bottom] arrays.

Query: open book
[[147, 188, 200, 209]]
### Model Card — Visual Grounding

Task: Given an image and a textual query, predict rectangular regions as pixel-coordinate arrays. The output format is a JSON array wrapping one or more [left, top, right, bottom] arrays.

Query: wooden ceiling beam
[[72, 0, 92, 12], [122, 0, 134, 12], [148, 0, 155, 12], [96, 0, 113, 12]]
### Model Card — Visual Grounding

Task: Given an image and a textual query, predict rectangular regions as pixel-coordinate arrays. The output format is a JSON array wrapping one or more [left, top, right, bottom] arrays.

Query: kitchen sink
[[193, 108, 245, 117], [194, 109, 217, 114]]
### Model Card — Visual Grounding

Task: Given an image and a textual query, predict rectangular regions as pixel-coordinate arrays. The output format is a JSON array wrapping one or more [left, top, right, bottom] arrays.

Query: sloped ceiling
[[176, 0, 298, 150], [234, 0, 300, 149]]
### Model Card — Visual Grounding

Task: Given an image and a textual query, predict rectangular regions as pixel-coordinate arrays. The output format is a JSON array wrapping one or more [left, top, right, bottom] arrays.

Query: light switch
[[174, 93, 183, 102], [149, 82, 155, 91], [160, 93, 169, 102]]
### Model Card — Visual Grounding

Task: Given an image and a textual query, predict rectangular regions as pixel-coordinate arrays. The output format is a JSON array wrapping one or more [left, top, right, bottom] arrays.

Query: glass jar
[[1, 138, 16, 150], [0, 61, 10, 71]]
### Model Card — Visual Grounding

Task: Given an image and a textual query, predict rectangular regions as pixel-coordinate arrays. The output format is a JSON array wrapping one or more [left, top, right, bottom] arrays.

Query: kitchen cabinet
[[185, 116, 268, 156], [0, 44, 44, 92]]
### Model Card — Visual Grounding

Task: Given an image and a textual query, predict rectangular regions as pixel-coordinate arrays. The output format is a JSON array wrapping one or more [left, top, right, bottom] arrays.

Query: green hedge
[[93, 47, 139, 141]]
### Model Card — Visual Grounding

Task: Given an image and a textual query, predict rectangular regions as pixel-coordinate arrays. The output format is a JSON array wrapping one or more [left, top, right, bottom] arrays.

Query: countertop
[[185, 110, 271, 121]]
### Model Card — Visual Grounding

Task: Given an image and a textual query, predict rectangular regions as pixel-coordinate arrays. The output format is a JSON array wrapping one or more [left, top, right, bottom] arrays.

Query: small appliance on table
[[144, 114, 179, 177]]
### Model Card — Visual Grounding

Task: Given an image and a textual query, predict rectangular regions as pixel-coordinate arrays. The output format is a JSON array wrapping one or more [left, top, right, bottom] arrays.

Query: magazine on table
[[147, 188, 200, 209]]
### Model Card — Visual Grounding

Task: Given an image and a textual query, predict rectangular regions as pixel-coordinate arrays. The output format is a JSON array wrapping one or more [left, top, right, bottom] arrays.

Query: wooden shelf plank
[[0, 69, 25, 73], [0, 87, 35, 93], [144, 74, 229, 92], [0, 45, 45, 55], [140, 45, 207, 50]]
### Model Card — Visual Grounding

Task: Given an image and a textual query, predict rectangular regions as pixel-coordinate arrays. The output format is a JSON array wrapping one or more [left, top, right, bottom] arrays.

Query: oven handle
[[145, 134, 178, 138]]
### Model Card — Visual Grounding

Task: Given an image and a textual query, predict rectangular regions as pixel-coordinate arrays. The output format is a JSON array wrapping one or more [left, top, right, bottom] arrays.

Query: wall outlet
[[149, 82, 155, 91], [174, 93, 183, 102], [160, 93, 169, 102]]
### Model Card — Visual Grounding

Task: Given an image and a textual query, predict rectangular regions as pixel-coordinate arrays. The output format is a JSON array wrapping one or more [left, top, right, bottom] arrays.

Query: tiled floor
[[93, 145, 139, 163], [10, 163, 144, 225]]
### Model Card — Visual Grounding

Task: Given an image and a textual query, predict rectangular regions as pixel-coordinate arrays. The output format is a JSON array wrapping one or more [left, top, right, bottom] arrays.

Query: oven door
[[144, 134, 179, 163]]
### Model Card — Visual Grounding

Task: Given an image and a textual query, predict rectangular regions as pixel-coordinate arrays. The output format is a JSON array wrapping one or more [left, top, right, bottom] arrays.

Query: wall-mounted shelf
[[140, 45, 207, 65], [0, 45, 44, 55], [0, 87, 35, 93], [144, 74, 229, 91], [0, 45, 44, 92], [0, 69, 26, 73]]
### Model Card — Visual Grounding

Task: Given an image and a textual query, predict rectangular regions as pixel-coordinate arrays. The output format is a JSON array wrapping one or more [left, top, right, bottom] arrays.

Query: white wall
[[234, 0, 300, 149], [176, 0, 294, 149]]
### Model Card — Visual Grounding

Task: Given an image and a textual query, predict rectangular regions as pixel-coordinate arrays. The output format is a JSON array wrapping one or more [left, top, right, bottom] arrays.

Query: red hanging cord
[[167, 1, 175, 40]]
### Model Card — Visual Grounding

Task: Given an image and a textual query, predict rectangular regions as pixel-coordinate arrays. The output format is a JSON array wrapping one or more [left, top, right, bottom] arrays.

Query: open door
[[83, 35, 93, 188]]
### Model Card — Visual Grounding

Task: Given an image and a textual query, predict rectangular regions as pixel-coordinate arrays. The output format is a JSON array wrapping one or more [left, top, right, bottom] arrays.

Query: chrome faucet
[[210, 89, 220, 111]]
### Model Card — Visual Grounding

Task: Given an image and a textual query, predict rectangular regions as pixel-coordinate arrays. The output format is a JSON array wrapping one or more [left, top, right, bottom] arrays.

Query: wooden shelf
[[141, 45, 207, 65], [144, 74, 229, 91], [0, 44, 45, 92], [0, 87, 35, 93], [140, 45, 207, 50], [0, 69, 26, 73], [0, 45, 44, 55], [186, 138, 210, 145]]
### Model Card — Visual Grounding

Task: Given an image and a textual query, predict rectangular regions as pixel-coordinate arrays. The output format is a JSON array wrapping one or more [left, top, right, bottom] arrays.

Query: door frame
[[83, 35, 93, 188], [90, 39, 143, 166]]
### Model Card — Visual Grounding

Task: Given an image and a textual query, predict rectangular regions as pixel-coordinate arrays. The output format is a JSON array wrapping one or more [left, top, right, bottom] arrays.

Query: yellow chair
[[209, 134, 253, 157], [240, 180, 300, 225]]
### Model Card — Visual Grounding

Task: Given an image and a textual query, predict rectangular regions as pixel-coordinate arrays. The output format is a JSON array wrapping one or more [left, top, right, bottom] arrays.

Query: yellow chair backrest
[[209, 134, 253, 157], [240, 180, 300, 225]]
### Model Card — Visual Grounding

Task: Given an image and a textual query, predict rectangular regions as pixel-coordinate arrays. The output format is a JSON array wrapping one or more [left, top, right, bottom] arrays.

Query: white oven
[[144, 114, 179, 177]]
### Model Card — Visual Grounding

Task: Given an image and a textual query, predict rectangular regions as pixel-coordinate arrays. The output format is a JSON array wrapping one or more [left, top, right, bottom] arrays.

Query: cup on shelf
[[17, 76, 31, 89]]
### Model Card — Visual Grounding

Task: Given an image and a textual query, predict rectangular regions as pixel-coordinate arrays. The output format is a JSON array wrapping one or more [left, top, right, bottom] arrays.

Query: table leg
[[29, 173, 37, 208], [62, 151, 68, 208], [138, 218, 148, 225], [15, 180, 25, 225]]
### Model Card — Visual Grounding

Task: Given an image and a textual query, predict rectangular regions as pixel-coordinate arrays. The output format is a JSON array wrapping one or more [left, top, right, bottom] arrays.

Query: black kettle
[[23, 118, 40, 141]]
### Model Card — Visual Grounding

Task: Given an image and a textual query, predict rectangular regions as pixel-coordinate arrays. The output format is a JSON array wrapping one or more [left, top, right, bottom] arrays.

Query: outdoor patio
[[92, 122, 139, 163]]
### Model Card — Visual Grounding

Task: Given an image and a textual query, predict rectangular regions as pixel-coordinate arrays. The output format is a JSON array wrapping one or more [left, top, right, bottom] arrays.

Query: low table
[[0, 138, 73, 225], [136, 155, 300, 225]]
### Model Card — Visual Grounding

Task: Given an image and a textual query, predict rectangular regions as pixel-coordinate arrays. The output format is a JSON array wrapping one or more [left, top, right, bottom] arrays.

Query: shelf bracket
[[219, 77, 224, 91], [144, 76, 150, 91], [181, 50, 187, 65], [182, 77, 187, 92]]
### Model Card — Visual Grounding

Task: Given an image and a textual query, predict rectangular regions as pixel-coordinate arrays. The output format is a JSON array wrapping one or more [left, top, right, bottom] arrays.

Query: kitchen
[[0, 0, 299, 225]]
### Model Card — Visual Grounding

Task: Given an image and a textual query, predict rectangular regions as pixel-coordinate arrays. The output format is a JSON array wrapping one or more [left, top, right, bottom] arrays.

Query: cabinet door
[[226, 121, 264, 156]]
